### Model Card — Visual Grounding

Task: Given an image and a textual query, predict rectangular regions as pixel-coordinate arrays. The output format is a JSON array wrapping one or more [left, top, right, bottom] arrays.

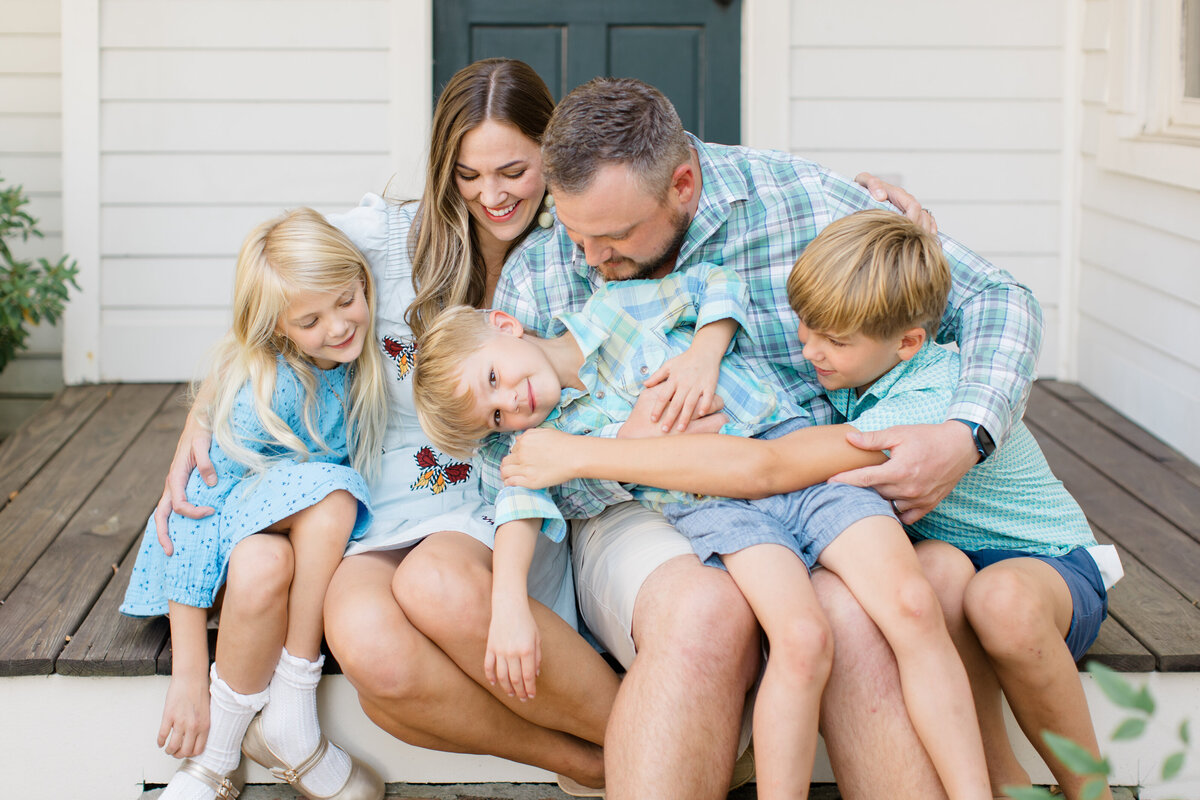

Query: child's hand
[[158, 669, 210, 758], [620, 384, 726, 439], [501, 429, 579, 488], [643, 347, 722, 433], [485, 599, 542, 701]]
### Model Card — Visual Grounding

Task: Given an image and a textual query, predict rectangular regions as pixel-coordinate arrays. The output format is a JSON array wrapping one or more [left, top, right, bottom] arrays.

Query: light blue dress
[[121, 360, 372, 617]]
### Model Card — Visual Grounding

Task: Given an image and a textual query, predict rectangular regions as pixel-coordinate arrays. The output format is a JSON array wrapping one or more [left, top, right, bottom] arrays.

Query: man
[[490, 77, 1041, 799]]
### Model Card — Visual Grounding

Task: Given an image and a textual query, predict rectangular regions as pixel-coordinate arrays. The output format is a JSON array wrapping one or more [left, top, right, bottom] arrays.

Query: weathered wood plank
[[1078, 617, 1156, 673], [0, 383, 176, 601], [0, 383, 109, 508], [1033, 429, 1200, 671], [1039, 380, 1200, 492], [1027, 415, 1200, 606], [1027, 384, 1200, 545], [0, 388, 186, 676], [57, 536, 168, 677]]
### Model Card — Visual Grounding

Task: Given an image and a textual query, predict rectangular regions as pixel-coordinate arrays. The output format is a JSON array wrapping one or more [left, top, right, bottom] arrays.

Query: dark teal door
[[434, 0, 742, 144]]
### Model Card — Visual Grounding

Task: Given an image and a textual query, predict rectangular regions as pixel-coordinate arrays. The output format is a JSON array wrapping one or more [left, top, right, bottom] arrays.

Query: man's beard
[[598, 208, 690, 282]]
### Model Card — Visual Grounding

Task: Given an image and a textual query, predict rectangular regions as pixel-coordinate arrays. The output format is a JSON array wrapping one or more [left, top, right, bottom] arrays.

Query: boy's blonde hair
[[787, 209, 951, 340], [412, 304, 498, 459], [203, 208, 388, 481]]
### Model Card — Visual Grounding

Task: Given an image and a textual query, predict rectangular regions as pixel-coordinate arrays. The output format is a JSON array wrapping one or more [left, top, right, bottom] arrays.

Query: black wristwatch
[[954, 419, 996, 462]]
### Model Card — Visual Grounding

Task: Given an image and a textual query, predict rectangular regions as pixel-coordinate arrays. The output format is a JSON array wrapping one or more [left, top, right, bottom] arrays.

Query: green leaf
[[1163, 751, 1185, 780], [1080, 777, 1108, 800], [1042, 730, 1110, 776], [1087, 662, 1155, 714], [1182, 719, 1191, 745], [1002, 787, 1058, 800], [1111, 717, 1146, 740]]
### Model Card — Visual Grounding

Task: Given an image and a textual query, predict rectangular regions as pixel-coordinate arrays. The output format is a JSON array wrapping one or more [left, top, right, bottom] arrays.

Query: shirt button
[[639, 365, 649, 374], [596, 390, 605, 399]]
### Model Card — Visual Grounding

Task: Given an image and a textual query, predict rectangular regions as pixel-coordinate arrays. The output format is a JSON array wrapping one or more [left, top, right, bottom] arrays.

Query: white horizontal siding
[[0, 4, 66, 430], [1073, 0, 1200, 464], [789, 1, 1065, 376], [87, 0, 397, 381]]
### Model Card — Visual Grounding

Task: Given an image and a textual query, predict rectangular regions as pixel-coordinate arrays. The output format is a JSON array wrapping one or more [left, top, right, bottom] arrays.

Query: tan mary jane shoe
[[241, 715, 384, 800]]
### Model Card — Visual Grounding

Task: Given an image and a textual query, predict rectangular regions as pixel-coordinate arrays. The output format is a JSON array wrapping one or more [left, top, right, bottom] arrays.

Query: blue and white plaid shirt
[[481, 262, 799, 541]]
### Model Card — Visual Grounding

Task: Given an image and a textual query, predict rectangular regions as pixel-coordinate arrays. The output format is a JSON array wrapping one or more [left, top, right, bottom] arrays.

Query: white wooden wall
[[788, 0, 1068, 378], [1079, 0, 1200, 465], [65, 0, 416, 382], [0, 1, 68, 434]]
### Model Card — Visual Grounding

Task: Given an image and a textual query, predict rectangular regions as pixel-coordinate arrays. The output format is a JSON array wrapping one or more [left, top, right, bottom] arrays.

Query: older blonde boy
[[413, 260, 992, 800], [499, 209, 1122, 800]]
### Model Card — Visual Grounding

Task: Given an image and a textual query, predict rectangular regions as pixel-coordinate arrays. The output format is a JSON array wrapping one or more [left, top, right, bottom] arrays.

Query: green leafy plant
[[1004, 662, 1191, 800], [0, 177, 80, 373]]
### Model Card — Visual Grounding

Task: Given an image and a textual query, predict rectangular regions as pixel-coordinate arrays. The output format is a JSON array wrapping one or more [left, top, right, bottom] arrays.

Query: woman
[[156, 58, 928, 795]]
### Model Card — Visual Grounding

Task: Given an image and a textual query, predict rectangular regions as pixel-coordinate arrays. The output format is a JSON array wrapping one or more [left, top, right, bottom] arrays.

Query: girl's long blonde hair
[[406, 58, 555, 339], [202, 208, 388, 481]]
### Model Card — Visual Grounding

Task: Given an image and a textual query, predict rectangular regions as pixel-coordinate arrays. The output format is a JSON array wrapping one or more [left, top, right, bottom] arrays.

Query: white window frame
[[1098, 0, 1200, 190]]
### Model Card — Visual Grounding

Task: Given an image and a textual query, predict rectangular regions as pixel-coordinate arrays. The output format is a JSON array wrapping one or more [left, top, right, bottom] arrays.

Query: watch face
[[977, 425, 996, 455]]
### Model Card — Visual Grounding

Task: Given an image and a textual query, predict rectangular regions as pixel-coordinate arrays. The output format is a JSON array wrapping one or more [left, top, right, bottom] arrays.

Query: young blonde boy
[[500, 209, 1123, 800], [414, 261, 992, 800]]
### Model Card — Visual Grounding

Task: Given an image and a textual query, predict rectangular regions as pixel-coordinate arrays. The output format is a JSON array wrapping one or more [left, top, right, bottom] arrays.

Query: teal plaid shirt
[[481, 262, 799, 541]]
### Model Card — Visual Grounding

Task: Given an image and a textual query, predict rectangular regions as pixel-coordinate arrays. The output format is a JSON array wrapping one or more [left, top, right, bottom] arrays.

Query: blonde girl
[[122, 208, 387, 800]]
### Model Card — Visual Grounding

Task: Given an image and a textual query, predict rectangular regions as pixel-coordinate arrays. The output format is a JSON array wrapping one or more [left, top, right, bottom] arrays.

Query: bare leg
[[965, 559, 1113, 800], [606, 555, 761, 800], [393, 531, 619, 748], [812, 567, 947, 800], [918, 540, 1030, 796], [324, 547, 605, 786], [276, 489, 358, 661], [820, 518, 991, 800], [214, 533, 294, 693], [724, 545, 832, 800]]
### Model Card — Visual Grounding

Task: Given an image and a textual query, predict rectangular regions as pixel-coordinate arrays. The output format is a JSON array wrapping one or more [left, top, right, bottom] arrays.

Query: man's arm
[[501, 423, 883, 499]]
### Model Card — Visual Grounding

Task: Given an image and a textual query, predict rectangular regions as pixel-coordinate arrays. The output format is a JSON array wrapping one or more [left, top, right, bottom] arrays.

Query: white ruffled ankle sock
[[161, 664, 268, 800], [260, 647, 351, 796]]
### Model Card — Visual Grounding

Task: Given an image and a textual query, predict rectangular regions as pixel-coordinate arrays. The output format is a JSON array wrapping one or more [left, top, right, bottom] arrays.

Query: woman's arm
[[153, 378, 217, 555], [501, 423, 885, 499]]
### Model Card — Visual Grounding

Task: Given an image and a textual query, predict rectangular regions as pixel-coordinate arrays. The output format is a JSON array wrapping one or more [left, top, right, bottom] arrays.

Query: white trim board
[[4, 672, 1198, 799]]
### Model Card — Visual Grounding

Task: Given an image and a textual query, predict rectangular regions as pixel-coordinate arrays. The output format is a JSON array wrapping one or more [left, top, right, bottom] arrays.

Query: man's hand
[[829, 420, 977, 524], [154, 418, 217, 556], [619, 384, 727, 439], [855, 172, 937, 235]]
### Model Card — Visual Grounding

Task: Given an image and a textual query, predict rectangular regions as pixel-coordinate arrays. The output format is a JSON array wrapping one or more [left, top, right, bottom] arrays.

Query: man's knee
[[633, 559, 759, 677]]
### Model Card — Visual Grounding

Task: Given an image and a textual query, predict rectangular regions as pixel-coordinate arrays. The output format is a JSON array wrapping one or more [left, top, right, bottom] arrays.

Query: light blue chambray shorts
[[662, 479, 896, 571]]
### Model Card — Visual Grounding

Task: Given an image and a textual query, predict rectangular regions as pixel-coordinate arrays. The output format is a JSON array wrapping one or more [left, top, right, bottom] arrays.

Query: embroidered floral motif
[[381, 335, 416, 380], [410, 446, 471, 494]]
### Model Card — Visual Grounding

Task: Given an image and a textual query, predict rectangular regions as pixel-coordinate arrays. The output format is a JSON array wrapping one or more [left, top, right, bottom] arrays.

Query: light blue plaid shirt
[[828, 343, 1094, 555], [494, 135, 1041, 443], [480, 262, 799, 541]]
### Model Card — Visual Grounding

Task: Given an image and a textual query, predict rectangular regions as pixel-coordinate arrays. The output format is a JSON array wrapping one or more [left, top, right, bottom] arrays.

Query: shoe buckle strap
[[270, 735, 330, 784], [215, 781, 240, 800]]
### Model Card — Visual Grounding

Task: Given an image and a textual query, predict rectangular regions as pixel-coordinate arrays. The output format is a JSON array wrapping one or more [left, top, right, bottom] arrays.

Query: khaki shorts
[[570, 501, 693, 669]]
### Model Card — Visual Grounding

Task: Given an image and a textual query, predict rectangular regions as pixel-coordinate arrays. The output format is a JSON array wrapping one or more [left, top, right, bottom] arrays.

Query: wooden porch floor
[[0, 380, 1199, 677]]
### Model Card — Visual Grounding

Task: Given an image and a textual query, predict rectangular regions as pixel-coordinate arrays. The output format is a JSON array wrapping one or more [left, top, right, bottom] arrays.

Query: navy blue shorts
[[965, 547, 1108, 660]]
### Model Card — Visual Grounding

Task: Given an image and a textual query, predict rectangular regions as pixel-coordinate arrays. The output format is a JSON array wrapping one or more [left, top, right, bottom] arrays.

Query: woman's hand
[[154, 411, 217, 556], [485, 596, 542, 702], [501, 428, 582, 489], [855, 172, 938, 235], [158, 667, 210, 758]]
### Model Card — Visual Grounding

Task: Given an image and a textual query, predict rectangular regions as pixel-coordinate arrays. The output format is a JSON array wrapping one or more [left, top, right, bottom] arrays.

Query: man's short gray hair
[[542, 77, 691, 198]]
